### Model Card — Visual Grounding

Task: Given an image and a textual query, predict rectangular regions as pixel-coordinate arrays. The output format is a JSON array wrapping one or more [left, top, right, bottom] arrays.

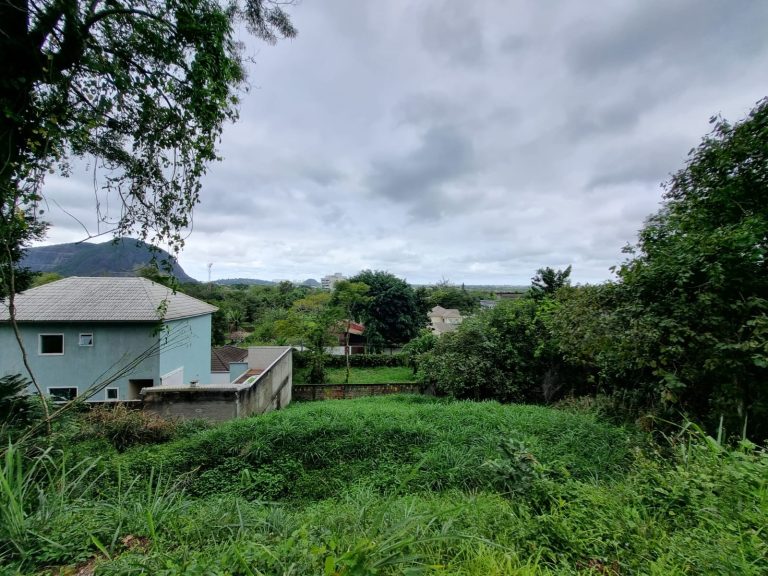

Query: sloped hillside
[[22, 237, 196, 283]]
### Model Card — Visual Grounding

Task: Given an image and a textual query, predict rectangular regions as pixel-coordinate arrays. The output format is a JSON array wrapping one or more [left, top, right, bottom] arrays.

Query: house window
[[79, 333, 94, 347], [48, 387, 77, 402], [106, 388, 119, 401], [39, 334, 64, 355]]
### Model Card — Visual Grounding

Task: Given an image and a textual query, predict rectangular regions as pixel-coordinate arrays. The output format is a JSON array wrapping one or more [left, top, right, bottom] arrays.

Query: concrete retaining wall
[[143, 347, 292, 422]]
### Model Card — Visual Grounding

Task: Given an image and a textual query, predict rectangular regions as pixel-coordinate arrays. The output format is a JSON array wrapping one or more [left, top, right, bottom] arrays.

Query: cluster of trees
[[420, 100, 768, 440], [182, 272, 494, 355]]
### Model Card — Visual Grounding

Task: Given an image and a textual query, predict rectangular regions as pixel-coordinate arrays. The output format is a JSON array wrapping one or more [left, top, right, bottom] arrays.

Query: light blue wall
[[0, 322, 159, 401], [158, 315, 212, 385], [0, 313, 213, 401]]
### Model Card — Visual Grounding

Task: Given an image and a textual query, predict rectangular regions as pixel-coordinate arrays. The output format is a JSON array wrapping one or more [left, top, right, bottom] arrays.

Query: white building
[[321, 272, 347, 291]]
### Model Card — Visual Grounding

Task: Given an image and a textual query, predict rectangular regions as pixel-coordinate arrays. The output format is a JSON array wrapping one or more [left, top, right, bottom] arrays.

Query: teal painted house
[[0, 277, 217, 402]]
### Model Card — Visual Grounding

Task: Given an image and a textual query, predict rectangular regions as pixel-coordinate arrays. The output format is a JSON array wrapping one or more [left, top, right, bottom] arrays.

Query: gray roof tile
[[0, 277, 217, 322]]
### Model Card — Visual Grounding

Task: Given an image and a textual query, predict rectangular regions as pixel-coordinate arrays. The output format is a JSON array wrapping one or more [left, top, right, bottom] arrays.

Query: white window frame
[[79, 333, 94, 347], [47, 386, 78, 402], [105, 387, 119, 401], [39, 333, 64, 356]]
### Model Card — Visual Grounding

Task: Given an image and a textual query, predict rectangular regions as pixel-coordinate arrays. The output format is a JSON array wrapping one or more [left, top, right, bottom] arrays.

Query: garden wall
[[293, 383, 427, 401]]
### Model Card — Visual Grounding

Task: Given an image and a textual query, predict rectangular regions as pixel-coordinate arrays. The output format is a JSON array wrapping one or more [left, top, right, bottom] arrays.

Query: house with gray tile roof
[[0, 277, 217, 402], [429, 305, 463, 335]]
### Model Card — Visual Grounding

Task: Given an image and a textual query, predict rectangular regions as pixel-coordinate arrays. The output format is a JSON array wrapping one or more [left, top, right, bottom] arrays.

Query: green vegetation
[[2, 396, 766, 575], [294, 365, 417, 384], [1, 0, 296, 297], [348, 270, 427, 350], [419, 100, 768, 441]]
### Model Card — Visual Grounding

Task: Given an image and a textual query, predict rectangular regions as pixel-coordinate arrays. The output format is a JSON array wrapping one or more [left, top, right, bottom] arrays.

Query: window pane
[[79, 334, 93, 346], [49, 387, 77, 401], [40, 335, 63, 354]]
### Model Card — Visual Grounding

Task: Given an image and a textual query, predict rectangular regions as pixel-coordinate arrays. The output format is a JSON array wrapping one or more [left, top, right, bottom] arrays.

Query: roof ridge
[[138, 277, 166, 320]]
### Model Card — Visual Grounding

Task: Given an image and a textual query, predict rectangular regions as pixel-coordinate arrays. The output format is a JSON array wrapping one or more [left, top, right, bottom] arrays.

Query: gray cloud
[[568, 1, 768, 79], [33, 1, 768, 285], [589, 138, 690, 189], [421, 2, 486, 67], [368, 124, 475, 218], [499, 34, 528, 54]]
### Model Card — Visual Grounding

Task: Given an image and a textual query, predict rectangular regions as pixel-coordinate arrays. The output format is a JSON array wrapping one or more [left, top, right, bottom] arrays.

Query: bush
[[79, 404, 178, 451], [0, 375, 45, 443]]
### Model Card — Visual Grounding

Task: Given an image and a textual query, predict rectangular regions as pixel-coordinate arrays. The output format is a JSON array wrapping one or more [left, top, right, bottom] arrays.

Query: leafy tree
[[613, 100, 768, 438], [421, 299, 569, 403], [287, 292, 340, 383], [330, 280, 370, 384], [530, 266, 571, 300], [347, 270, 426, 351], [1, 0, 296, 286], [420, 318, 506, 401], [425, 281, 479, 314], [401, 329, 438, 375]]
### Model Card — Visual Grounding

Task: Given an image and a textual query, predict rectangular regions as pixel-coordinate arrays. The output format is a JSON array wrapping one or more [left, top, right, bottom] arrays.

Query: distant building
[[321, 272, 347, 291], [479, 299, 498, 310], [429, 306, 463, 335]]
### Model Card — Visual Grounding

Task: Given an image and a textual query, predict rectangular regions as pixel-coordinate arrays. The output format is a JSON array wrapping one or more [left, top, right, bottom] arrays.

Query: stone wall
[[293, 383, 426, 401]]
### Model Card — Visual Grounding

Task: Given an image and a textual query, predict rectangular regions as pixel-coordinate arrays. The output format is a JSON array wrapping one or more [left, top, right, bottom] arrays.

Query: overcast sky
[[38, 0, 768, 285]]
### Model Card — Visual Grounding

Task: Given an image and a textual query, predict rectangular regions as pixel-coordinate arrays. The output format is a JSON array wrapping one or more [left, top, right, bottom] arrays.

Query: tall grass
[[4, 396, 766, 574], [114, 395, 635, 502]]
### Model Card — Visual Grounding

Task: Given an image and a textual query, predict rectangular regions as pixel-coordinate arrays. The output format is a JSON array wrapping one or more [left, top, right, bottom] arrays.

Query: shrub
[[79, 404, 178, 451], [0, 375, 44, 443]]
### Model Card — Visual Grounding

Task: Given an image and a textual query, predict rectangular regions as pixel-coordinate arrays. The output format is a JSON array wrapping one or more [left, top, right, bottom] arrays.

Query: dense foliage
[[348, 270, 427, 350], [415, 282, 484, 314], [0, 375, 42, 442], [1, 0, 296, 265], [294, 352, 408, 369], [420, 297, 583, 404], [2, 397, 766, 574], [421, 100, 768, 440], [609, 101, 768, 438]]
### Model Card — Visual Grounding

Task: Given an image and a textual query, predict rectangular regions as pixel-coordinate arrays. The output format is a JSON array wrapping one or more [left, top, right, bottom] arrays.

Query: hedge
[[293, 351, 407, 369]]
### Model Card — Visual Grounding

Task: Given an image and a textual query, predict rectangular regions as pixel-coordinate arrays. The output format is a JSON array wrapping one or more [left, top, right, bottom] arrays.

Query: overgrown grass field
[[2, 396, 766, 574]]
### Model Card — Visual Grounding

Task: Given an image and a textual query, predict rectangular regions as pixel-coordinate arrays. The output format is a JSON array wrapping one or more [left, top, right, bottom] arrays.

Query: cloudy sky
[[39, 0, 768, 285]]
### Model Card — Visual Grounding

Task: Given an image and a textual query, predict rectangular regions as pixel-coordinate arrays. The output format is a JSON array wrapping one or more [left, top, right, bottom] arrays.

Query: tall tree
[[347, 270, 425, 351], [330, 280, 370, 384], [1, 0, 296, 285], [287, 292, 339, 383], [530, 266, 571, 300], [615, 99, 768, 438]]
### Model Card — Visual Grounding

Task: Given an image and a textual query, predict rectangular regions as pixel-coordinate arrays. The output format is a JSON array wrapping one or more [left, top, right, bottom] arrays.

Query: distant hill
[[301, 278, 320, 287], [22, 238, 197, 283], [214, 278, 275, 286]]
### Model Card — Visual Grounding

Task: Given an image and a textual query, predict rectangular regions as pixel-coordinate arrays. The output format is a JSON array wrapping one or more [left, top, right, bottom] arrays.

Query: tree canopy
[[347, 270, 425, 350], [614, 100, 768, 435], [530, 266, 571, 299], [0, 0, 296, 296]]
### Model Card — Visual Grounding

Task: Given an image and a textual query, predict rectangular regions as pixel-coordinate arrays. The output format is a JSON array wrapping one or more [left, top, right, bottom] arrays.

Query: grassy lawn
[[294, 364, 417, 384]]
